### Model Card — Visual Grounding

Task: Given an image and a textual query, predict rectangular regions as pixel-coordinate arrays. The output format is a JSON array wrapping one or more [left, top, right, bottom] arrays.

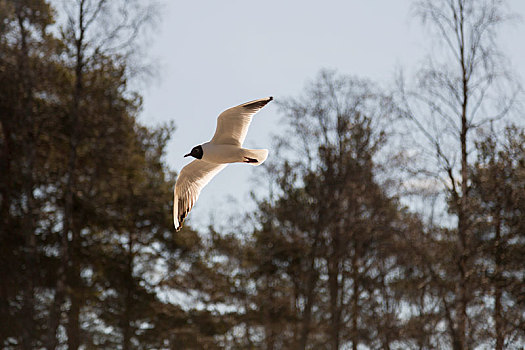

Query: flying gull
[[173, 97, 273, 231]]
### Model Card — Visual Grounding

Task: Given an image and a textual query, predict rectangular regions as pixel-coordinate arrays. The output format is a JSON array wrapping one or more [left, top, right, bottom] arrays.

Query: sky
[[140, 0, 525, 231]]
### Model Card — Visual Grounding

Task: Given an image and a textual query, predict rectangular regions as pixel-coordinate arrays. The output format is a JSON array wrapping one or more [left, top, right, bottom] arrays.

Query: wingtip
[[242, 97, 274, 110], [174, 212, 188, 232], [174, 215, 185, 232]]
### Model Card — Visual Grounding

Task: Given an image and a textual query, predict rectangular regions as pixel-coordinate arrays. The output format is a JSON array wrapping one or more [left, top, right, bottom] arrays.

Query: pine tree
[[470, 126, 525, 349], [1, 1, 227, 348], [209, 71, 423, 349], [0, 1, 63, 347]]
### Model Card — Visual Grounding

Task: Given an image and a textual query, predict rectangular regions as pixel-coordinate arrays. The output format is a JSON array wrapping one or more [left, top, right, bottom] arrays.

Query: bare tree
[[398, 0, 521, 349]]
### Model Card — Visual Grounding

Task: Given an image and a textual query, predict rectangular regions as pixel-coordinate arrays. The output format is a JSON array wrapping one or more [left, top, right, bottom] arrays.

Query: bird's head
[[184, 145, 203, 159]]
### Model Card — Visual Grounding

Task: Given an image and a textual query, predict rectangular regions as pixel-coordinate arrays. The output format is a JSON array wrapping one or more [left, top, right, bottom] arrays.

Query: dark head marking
[[184, 145, 203, 159]]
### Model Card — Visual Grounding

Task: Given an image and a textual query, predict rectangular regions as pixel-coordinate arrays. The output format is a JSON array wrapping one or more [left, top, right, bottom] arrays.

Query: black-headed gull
[[173, 97, 273, 231]]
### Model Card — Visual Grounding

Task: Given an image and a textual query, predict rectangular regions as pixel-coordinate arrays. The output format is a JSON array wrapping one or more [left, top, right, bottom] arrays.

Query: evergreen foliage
[[0, 0, 523, 349]]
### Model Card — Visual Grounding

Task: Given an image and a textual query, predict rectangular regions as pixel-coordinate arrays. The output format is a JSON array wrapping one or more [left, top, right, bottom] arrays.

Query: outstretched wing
[[210, 96, 273, 146], [173, 160, 227, 231]]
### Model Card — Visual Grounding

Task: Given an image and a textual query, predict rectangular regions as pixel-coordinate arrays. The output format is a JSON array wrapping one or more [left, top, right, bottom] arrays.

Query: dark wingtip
[[243, 97, 274, 110]]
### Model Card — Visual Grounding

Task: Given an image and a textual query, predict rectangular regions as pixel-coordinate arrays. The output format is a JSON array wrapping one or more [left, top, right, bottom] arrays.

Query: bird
[[173, 96, 273, 231]]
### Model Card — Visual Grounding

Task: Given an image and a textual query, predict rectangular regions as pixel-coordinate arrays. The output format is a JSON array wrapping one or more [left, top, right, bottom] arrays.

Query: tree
[[208, 71, 422, 350], [1, 1, 227, 348], [45, 1, 157, 347], [398, 0, 521, 348], [469, 125, 525, 349], [0, 1, 62, 347]]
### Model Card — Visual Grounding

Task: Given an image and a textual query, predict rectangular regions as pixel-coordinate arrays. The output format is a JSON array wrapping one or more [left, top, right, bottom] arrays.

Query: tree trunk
[[351, 241, 359, 350], [67, 223, 81, 350], [298, 230, 321, 350], [0, 123, 12, 347], [264, 276, 275, 350], [123, 231, 134, 350], [67, 283, 81, 350], [16, 7, 36, 348], [494, 209, 504, 350], [64, 3, 85, 348], [457, 2, 469, 347], [328, 234, 341, 350]]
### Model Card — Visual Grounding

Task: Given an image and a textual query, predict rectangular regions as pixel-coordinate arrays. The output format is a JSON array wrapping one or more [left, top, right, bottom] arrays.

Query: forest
[[0, 0, 524, 349]]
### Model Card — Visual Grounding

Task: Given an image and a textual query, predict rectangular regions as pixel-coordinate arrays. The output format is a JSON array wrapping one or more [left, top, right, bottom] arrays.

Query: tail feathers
[[242, 149, 268, 166]]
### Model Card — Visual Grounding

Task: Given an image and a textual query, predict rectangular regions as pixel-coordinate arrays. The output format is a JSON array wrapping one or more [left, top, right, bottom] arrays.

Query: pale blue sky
[[141, 0, 525, 231]]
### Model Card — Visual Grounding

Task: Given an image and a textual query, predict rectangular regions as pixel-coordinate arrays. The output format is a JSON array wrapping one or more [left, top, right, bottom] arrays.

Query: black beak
[[184, 153, 191, 157]]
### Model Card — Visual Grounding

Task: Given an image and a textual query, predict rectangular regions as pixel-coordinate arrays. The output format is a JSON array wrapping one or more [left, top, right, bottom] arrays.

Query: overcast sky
[[140, 0, 525, 231]]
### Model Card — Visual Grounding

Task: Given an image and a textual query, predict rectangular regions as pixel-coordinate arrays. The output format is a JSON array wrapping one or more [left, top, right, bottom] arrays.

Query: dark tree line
[[1, 0, 524, 349], [1, 1, 227, 349]]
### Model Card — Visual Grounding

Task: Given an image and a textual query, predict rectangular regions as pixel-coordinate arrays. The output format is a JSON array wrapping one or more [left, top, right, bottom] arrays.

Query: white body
[[173, 97, 273, 231], [201, 142, 269, 165]]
